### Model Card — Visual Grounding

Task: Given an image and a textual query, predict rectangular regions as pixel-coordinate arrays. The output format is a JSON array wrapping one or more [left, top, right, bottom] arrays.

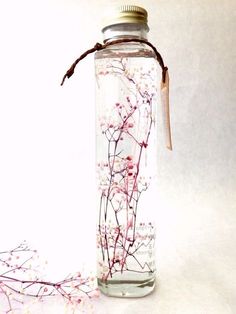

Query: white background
[[0, 0, 235, 313]]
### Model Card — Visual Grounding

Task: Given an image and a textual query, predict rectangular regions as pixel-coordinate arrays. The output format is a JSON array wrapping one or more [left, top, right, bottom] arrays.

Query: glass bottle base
[[97, 276, 156, 298]]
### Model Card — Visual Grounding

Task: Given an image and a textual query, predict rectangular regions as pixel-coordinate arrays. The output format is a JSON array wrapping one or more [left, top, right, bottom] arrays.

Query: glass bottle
[[95, 5, 158, 297]]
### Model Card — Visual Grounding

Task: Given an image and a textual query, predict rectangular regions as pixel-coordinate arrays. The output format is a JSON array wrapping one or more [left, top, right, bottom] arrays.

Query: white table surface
[[15, 195, 235, 314]]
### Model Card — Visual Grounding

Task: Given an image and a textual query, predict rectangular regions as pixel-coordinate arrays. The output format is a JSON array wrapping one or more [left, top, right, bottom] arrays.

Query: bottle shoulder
[[95, 42, 156, 60]]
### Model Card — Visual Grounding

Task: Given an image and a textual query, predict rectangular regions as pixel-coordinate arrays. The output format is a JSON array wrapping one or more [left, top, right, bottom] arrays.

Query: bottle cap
[[102, 5, 148, 31]]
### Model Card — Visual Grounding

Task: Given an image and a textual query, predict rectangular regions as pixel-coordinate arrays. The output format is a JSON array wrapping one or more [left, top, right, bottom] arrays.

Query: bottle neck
[[102, 23, 149, 43]]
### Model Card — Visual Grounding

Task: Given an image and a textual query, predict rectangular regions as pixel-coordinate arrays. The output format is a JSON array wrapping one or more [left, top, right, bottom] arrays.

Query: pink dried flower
[[140, 141, 148, 148]]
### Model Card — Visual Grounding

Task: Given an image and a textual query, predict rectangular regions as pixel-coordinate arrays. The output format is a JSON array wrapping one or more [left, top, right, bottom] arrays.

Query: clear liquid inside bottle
[[95, 22, 158, 298]]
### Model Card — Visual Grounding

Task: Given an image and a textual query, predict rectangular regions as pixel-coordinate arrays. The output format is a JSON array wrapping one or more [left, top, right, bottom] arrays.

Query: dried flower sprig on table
[[0, 241, 99, 313]]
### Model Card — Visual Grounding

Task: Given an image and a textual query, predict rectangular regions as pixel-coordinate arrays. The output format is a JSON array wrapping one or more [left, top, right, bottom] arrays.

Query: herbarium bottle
[[95, 5, 160, 297]]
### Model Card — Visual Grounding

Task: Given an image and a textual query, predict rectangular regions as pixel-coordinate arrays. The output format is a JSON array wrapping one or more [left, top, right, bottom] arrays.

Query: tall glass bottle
[[95, 5, 158, 297]]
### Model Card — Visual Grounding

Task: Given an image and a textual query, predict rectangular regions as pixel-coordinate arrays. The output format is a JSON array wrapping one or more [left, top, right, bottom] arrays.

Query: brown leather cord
[[61, 39, 168, 86]]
